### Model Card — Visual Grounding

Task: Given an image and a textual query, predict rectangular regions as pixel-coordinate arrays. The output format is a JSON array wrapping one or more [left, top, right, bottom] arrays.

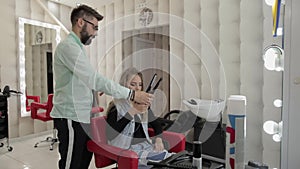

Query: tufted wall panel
[[200, 0, 220, 100], [240, 0, 264, 162], [170, 0, 184, 110], [183, 0, 201, 101]]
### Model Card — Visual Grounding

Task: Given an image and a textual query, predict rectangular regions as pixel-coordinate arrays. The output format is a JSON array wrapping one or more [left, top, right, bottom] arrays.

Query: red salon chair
[[26, 94, 40, 112], [87, 116, 186, 169], [31, 93, 57, 150]]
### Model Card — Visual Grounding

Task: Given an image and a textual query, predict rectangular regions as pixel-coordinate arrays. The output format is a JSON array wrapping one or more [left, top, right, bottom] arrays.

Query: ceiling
[[49, 0, 115, 8]]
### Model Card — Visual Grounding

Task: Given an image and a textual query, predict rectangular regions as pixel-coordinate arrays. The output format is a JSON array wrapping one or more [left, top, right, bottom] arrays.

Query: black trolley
[[0, 85, 21, 152]]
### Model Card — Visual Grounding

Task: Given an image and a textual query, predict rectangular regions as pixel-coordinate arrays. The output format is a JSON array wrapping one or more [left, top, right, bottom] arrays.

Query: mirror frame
[[18, 17, 61, 117]]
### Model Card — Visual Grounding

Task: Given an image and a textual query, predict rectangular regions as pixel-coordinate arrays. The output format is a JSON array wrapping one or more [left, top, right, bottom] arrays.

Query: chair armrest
[[31, 102, 48, 109], [148, 128, 186, 153], [91, 106, 104, 113], [31, 102, 48, 119], [162, 130, 186, 152], [87, 140, 139, 169], [27, 95, 40, 103]]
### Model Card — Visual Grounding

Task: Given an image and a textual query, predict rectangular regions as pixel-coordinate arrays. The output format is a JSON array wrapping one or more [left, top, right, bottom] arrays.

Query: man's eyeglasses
[[83, 18, 99, 31]]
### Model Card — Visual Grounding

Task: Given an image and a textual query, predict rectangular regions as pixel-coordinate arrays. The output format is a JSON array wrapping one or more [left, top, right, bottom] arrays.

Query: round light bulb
[[263, 45, 284, 71], [265, 0, 275, 6], [273, 99, 282, 107], [263, 120, 278, 135], [273, 134, 281, 142]]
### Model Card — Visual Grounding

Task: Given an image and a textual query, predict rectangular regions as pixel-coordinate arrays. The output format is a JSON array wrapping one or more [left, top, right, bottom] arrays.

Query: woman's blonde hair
[[119, 67, 144, 90]]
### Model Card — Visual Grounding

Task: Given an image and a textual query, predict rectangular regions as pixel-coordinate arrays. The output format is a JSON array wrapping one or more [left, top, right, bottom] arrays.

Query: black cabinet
[[0, 95, 12, 151]]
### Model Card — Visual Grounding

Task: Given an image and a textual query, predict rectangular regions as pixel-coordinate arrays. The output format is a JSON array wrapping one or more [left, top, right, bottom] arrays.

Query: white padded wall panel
[[112, 1, 121, 73], [170, 0, 184, 109], [158, 0, 169, 25], [200, 0, 219, 47], [30, 0, 44, 21], [219, 0, 240, 23], [105, 4, 115, 79], [97, 6, 110, 110], [183, 0, 201, 100], [104, 4, 115, 108], [184, 0, 200, 28], [47, 1, 59, 20], [240, 0, 264, 162], [200, 0, 220, 100], [16, 0, 31, 17], [3, 0, 19, 138], [183, 51, 201, 99], [219, 0, 240, 99], [114, 0, 125, 89], [58, 5, 72, 31], [124, 0, 135, 30]]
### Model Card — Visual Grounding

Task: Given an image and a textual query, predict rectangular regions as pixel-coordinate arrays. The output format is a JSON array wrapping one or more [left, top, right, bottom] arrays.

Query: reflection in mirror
[[18, 17, 61, 117]]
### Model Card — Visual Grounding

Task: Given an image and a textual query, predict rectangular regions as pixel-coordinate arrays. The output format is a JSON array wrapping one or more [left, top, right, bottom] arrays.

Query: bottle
[[192, 141, 202, 169]]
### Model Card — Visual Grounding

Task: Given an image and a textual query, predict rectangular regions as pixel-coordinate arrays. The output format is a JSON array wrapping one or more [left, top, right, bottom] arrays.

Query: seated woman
[[106, 68, 172, 168]]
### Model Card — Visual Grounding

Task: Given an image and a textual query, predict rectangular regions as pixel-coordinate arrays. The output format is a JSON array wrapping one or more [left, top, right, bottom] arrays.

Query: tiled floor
[[0, 132, 116, 169]]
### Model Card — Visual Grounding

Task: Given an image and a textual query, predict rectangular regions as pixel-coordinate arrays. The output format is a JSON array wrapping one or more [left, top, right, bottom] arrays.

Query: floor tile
[[0, 133, 116, 169]]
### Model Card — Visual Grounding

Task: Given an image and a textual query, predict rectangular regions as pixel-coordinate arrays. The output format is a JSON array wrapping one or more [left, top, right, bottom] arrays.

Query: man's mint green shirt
[[50, 32, 130, 123]]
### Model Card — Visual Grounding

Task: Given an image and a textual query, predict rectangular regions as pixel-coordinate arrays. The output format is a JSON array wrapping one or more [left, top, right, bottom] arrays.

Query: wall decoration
[[139, 7, 153, 26]]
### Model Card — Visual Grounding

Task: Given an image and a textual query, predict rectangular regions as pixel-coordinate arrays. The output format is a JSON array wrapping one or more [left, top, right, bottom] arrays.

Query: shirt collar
[[70, 31, 83, 48]]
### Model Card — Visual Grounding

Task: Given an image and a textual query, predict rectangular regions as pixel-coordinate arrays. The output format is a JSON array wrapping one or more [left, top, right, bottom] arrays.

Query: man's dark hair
[[70, 4, 103, 26]]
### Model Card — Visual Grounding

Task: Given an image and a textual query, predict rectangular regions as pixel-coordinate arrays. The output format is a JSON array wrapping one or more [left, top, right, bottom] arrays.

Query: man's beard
[[80, 25, 94, 45]]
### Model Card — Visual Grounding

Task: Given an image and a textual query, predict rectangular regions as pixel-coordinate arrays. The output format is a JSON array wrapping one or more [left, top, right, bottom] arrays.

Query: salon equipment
[[146, 73, 162, 94], [225, 95, 246, 169], [245, 161, 269, 169], [164, 98, 226, 162], [192, 141, 203, 169], [160, 111, 226, 167], [183, 98, 225, 122], [0, 85, 22, 151], [193, 121, 226, 162], [149, 150, 225, 169]]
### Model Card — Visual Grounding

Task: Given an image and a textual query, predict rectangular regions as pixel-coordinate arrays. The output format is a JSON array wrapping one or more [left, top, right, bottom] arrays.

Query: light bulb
[[263, 45, 284, 71], [277, 27, 283, 36], [265, 0, 275, 6], [273, 99, 282, 107], [263, 120, 278, 135], [273, 134, 281, 142]]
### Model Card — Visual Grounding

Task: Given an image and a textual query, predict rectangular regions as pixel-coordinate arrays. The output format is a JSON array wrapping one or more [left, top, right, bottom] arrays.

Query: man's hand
[[134, 90, 153, 105]]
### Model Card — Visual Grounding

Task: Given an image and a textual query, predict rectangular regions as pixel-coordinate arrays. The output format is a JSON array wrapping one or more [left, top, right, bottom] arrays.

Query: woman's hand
[[154, 137, 164, 152]]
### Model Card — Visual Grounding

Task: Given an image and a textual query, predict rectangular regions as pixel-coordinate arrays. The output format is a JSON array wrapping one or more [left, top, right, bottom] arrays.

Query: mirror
[[18, 17, 61, 117]]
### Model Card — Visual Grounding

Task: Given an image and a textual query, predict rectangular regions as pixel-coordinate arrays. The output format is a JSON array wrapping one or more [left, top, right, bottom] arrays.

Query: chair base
[[34, 129, 58, 151], [34, 136, 58, 151]]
